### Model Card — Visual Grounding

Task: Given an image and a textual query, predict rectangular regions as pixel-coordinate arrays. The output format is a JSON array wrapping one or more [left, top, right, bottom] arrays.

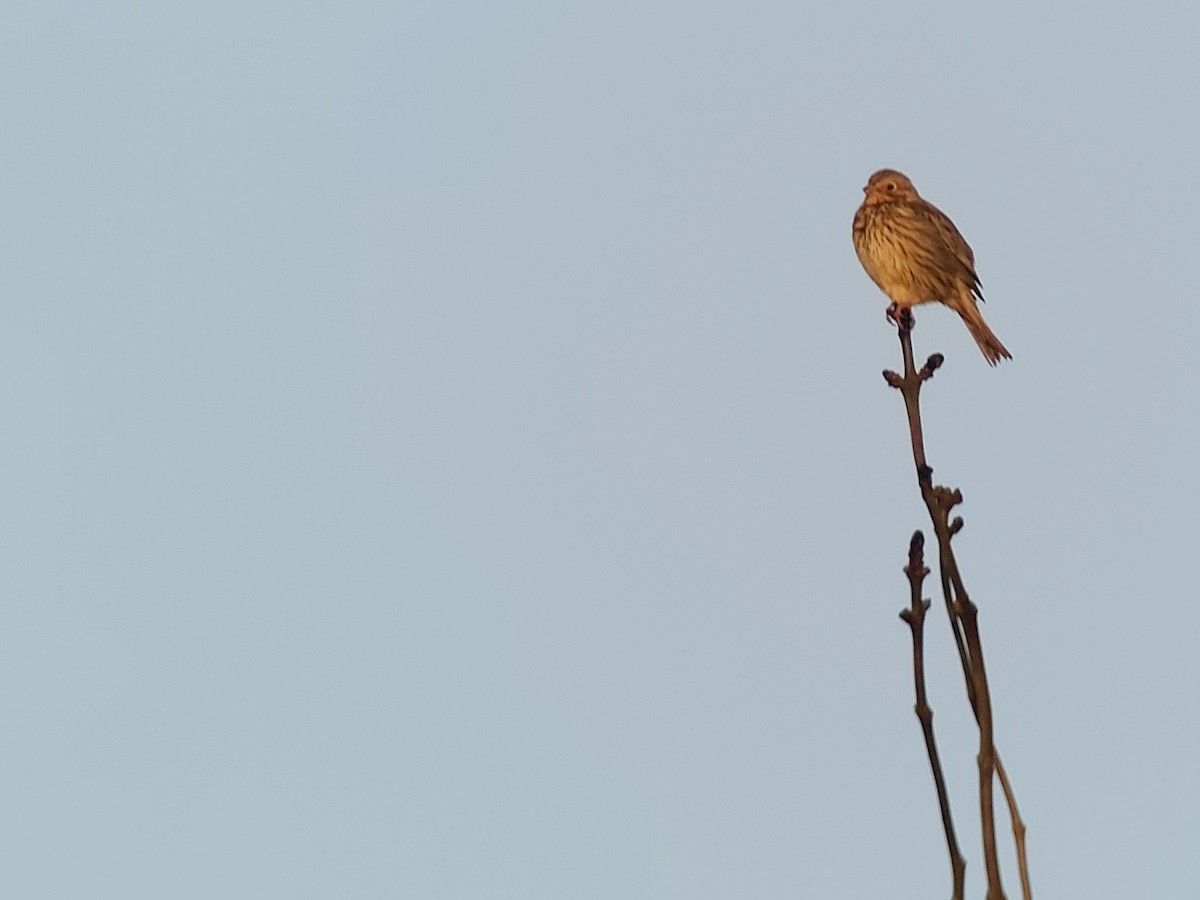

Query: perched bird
[[852, 169, 1011, 365]]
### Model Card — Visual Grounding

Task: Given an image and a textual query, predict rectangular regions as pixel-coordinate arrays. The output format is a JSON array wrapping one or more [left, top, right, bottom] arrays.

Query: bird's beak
[[862, 185, 868, 194]]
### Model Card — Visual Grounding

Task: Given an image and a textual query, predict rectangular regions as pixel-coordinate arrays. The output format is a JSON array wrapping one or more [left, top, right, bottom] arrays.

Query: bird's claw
[[886, 304, 915, 332]]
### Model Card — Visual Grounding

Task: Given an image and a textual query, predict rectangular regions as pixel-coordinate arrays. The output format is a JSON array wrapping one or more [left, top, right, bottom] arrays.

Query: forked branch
[[884, 310, 1031, 900]]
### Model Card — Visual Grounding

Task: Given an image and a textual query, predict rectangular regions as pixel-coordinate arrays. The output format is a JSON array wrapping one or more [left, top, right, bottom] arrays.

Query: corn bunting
[[852, 169, 1011, 365]]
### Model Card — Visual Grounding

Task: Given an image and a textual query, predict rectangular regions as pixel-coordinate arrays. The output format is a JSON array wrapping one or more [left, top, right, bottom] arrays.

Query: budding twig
[[899, 530, 965, 900], [885, 313, 1031, 900]]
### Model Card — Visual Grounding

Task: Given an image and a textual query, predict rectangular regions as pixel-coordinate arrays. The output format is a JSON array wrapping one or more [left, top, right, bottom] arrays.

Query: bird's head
[[862, 169, 918, 205]]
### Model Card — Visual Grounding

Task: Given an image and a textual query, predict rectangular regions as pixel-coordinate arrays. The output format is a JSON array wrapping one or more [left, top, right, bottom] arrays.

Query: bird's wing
[[920, 201, 985, 300]]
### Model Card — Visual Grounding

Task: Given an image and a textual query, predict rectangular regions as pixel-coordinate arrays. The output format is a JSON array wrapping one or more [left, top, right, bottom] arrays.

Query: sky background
[[0, 2, 1196, 897]]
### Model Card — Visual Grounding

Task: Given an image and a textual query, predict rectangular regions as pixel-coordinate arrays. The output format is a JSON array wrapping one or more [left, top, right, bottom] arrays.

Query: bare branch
[[886, 312, 1032, 899], [899, 530, 966, 900]]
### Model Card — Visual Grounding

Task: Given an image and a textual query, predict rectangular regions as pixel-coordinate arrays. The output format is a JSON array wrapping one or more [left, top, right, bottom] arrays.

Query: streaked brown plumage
[[852, 169, 1011, 365]]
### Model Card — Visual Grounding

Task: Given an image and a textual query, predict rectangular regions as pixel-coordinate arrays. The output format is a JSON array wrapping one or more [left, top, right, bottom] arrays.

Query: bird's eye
[[885, 183, 895, 192]]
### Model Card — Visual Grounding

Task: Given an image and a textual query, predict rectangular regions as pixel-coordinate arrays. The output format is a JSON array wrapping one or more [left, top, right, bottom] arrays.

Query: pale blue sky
[[0, 2, 1196, 897]]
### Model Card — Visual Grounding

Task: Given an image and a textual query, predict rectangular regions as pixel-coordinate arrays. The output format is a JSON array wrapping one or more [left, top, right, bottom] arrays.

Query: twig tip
[[919, 353, 945, 381]]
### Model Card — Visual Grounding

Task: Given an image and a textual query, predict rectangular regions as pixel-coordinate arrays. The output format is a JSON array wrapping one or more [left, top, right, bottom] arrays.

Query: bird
[[852, 169, 1011, 365]]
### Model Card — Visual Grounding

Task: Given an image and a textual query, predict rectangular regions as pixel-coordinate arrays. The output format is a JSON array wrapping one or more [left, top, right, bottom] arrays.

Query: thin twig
[[932, 536, 1033, 898], [883, 309, 1026, 900], [996, 755, 1032, 900], [899, 530, 966, 900]]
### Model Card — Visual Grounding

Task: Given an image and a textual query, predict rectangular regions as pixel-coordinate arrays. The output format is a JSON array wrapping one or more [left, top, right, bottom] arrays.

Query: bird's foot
[[886, 304, 915, 332]]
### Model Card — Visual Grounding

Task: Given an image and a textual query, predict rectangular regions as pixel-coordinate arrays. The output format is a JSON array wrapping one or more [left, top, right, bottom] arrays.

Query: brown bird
[[852, 169, 1011, 365]]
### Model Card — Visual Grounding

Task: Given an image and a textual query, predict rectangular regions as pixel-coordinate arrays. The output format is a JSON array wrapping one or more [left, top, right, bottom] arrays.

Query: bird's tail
[[957, 301, 1011, 366]]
